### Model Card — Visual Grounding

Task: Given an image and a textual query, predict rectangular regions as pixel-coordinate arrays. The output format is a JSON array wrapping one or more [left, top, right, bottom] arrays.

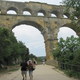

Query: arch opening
[[51, 13, 57, 17], [74, 16, 78, 19], [37, 12, 44, 16], [63, 15, 68, 18], [51, 10, 58, 18], [37, 10, 46, 16], [23, 11, 31, 15], [63, 13, 70, 18], [23, 8, 32, 15], [12, 23, 46, 57], [7, 10, 17, 15], [7, 7, 17, 15], [58, 26, 78, 40]]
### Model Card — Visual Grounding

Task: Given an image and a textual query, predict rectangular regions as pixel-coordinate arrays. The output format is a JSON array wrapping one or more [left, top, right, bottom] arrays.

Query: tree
[[62, 0, 80, 33], [17, 41, 29, 61], [63, 0, 80, 18], [0, 28, 12, 63], [53, 36, 80, 78], [53, 36, 80, 65], [29, 54, 37, 60], [0, 27, 30, 65]]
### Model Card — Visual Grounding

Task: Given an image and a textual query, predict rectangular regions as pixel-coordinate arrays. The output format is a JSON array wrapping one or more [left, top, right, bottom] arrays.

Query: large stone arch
[[12, 20, 55, 60], [12, 21, 43, 31]]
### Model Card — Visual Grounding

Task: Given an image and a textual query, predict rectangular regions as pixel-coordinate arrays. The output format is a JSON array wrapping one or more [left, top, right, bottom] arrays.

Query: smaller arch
[[38, 12, 44, 16], [74, 16, 78, 19], [63, 13, 70, 18], [63, 15, 68, 18], [7, 7, 18, 15], [50, 10, 59, 18], [51, 13, 57, 18], [37, 10, 46, 16], [23, 8, 32, 15], [23, 11, 31, 15]]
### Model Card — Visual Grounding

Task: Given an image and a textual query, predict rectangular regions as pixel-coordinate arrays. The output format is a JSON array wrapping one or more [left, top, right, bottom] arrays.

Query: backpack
[[28, 62, 35, 71]]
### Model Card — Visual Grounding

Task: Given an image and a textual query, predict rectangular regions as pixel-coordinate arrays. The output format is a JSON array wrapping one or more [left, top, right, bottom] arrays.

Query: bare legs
[[21, 70, 33, 80], [29, 71, 33, 80], [21, 71, 27, 80]]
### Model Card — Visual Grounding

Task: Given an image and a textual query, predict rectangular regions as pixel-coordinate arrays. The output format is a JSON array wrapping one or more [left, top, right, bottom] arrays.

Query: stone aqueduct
[[0, 1, 79, 60]]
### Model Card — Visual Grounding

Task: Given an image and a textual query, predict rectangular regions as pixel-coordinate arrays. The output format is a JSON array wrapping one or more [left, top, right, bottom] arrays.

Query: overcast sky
[[5, 0, 63, 5], [5, 0, 78, 57]]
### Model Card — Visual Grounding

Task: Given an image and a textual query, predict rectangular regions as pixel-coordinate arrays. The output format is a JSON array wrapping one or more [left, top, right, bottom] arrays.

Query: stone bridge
[[0, 1, 78, 60]]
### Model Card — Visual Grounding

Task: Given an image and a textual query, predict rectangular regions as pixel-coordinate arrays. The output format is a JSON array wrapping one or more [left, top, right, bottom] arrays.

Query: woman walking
[[28, 60, 35, 80]]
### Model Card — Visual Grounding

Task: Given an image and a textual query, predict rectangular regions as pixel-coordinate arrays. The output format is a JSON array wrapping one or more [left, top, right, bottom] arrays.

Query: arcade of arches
[[0, 1, 80, 61]]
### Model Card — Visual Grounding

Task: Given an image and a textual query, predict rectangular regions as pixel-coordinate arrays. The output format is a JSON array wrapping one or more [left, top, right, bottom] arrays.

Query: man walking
[[20, 60, 28, 80]]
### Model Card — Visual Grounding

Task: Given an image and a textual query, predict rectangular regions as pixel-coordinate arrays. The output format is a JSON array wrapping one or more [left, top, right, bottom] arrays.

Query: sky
[[5, 0, 63, 5], [5, 0, 78, 57], [12, 25, 45, 57]]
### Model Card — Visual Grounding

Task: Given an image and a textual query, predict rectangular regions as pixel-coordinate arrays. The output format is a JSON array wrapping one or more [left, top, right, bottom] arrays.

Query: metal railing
[[58, 62, 80, 72]]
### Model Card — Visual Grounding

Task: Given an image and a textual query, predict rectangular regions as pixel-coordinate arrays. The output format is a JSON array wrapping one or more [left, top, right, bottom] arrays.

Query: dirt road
[[0, 65, 77, 80]]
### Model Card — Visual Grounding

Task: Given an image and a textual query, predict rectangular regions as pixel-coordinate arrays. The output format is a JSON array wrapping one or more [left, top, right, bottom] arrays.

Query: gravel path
[[0, 65, 77, 80]]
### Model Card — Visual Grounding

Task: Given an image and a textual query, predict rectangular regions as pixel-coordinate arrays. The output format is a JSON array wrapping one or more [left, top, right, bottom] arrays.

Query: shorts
[[21, 71, 27, 75]]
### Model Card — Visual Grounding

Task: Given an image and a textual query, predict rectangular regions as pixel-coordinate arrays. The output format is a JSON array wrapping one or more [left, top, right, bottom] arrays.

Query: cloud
[[58, 27, 78, 40], [28, 43, 46, 56], [5, 0, 63, 5], [12, 25, 46, 56], [13, 25, 44, 45]]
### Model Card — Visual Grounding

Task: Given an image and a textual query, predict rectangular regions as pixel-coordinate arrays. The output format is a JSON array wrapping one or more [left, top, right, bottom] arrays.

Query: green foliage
[[0, 27, 29, 66], [53, 36, 80, 78], [0, 28, 12, 60], [55, 0, 80, 78], [62, 0, 80, 32], [63, 0, 80, 8], [61, 0, 80, 65], [53, 36, 80, 63], [17, 41, 29, 61]]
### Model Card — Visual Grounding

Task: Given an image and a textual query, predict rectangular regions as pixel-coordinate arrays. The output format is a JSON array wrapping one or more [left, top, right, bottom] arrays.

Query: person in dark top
[[20, 61, 28, 80]]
